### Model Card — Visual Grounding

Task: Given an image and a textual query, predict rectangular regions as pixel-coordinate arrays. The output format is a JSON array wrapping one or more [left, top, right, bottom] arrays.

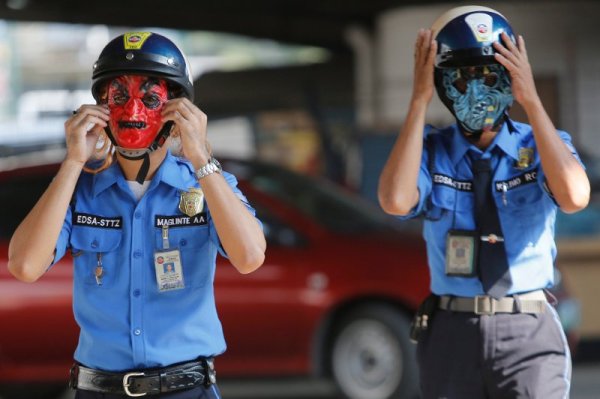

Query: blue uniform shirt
[[403, 120, 582, 297], [53, 152, 258, 371]]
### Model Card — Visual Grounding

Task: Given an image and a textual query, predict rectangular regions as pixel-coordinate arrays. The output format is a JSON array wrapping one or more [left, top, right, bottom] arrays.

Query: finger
[[75, 104, 110, 116], [170, 124, 181, 138], [161, 99, 188, 118], [175, 101, 196, 121], [74, 115, 108, 131], [420, 30, 433, 58], [493, 40, 519, 65], [85, 127, 102, 144], [420, 30, 433, 61], [176, 98, 198, 117], [183, 100, 207, 124], [162, 110, 193, 133], [88, 124, 105, 137], [517, 35, 529, 61], [494, 53, 517, 73], [500, 32, 519, 54], [164, 105, 195, 126], [164, 101, 202, 132], [66, 116, 106, 135], [70, 107, 110, 126], [425, 38, 437, 67]]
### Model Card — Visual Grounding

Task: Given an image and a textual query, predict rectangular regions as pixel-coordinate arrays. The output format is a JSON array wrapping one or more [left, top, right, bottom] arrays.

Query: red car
[[0, 155, 430, 399]]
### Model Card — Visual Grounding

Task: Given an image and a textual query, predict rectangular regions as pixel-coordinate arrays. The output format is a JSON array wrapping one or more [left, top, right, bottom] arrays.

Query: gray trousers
[[75, 385, 222, 399], [417, 303, 571, 399]]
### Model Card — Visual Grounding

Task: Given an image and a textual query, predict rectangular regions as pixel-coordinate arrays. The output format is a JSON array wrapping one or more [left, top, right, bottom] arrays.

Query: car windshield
[[226, 160, 414, 234]]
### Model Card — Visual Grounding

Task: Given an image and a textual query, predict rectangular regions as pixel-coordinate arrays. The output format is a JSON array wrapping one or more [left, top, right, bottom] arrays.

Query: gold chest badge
[[179, 188, 204, 217], [515, 147, 534, 170]]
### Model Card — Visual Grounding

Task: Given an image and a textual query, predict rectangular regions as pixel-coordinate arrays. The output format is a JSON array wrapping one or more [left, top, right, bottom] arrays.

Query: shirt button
[[133, 289, 141, 297], [179, 239, 187, 247], [134, 211, 142, 219], [133, 250, 142, 258], [134, 329, 142, 336], [91, 240, 99, 249]]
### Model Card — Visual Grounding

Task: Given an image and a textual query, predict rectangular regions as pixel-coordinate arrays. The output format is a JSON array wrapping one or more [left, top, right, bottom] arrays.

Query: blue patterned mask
[[442, 65, 513, 134]]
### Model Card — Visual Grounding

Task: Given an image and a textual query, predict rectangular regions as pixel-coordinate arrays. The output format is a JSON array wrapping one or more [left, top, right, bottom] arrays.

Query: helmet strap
[[103, 121, 174, 184]]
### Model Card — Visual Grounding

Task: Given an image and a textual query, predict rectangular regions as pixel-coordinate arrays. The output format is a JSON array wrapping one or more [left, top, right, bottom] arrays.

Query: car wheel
[[330, 304, 419, 399]]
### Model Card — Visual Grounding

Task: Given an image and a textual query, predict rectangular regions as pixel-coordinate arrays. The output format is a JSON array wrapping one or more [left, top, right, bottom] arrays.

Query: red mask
[[107, 75, 169, 149]]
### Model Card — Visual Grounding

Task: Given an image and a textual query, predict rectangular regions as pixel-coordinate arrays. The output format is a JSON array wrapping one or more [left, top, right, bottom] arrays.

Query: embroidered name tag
[[433, 173, 473, 191], [495, 171, 537, 191], [155, 213, 208, 227], [73, 212, 122, 229]]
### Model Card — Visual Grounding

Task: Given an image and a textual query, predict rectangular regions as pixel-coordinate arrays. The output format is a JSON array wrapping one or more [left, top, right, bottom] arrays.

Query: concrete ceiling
[[0, 0, 448, 51]]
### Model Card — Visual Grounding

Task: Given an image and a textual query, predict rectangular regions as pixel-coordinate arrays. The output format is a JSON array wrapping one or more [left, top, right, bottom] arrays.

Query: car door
[[214, 187, 325, 377]]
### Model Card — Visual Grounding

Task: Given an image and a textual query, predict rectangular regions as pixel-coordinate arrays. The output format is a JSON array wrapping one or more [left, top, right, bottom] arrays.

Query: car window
[[226, 160, 416, 234], [251, 201, 306, 248]]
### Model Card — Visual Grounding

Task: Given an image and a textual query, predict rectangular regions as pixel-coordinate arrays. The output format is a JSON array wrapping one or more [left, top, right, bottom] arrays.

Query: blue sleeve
[[208, 171, 262, 258], [398, 131, 434, 220], [51, 205, 72, 268], [536, 129, 585, 199]]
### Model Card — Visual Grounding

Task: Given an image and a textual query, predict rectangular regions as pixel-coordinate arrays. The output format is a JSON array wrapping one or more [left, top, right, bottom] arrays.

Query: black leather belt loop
[[69, 358, 216, 397]]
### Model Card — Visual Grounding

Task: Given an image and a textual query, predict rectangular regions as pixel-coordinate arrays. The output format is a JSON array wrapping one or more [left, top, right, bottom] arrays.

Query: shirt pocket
[[430, 185, 475, 229], [154, 226, 211, 289], [499, 184, 547, 245], [70, 226, 122, 286]]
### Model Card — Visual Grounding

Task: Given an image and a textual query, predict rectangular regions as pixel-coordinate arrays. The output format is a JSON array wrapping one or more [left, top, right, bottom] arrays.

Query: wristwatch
[[195, 157, 222, 180]]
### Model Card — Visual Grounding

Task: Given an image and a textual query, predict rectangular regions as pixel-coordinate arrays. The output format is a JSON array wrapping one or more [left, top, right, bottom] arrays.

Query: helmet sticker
[[123, 32, 153, 50], [465, 13, 493, 42]]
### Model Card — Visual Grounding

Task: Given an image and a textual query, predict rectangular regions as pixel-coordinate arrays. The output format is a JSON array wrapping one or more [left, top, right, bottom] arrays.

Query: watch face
[[212, 158, 222, 171]]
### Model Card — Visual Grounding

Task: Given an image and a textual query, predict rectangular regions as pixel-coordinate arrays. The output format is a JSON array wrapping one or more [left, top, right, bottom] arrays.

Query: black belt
[[69, 358, 216, 397]]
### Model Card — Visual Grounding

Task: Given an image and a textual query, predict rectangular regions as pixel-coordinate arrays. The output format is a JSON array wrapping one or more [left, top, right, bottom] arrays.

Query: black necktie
[[472, 158, 512, 299]]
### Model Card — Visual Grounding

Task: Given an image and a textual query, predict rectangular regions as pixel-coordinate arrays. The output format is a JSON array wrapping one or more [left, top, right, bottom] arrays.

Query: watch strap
[[195, 157, 222, 180]]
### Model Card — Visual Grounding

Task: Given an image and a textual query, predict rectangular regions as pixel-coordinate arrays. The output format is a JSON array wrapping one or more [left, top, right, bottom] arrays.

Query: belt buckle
[[123, 372, 146, 397], [204, 358, 217, 387], [474, 295, 496, 315]]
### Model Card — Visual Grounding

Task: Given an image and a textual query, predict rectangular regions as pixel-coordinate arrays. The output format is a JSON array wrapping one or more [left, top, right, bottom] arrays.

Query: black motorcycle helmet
[[432, 6, 515, 133], [92, 31, 193, 103], [90, 32, 194, 183]]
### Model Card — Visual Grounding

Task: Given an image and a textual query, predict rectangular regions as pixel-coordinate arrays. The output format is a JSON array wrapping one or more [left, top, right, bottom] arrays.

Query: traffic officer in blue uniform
[[8, 31, 266, 398], [378, 6, 589, 399]]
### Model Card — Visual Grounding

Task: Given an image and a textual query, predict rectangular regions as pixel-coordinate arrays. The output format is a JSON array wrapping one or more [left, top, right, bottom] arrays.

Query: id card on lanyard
[[445, 229, 478, 277], [154, 225, 185, 292]]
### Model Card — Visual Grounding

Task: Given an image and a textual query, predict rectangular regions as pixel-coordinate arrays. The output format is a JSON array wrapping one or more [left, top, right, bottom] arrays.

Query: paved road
[[49, 363, 599, 399]]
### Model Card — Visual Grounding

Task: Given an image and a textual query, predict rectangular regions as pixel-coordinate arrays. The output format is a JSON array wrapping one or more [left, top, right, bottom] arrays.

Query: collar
[[153, 151, 193, 192], [449, 120, 520, 166], [92, 151, 191, 197]]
